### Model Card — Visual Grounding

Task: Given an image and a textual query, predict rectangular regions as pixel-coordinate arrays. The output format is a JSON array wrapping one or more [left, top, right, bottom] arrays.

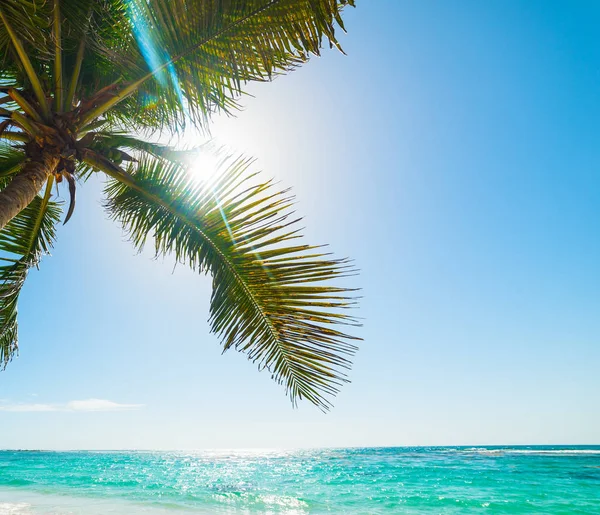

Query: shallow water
[[0, 447, 599, 513]]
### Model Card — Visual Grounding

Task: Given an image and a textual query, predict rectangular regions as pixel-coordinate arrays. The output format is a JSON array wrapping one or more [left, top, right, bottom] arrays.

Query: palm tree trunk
[[0, 153, 59, 230]]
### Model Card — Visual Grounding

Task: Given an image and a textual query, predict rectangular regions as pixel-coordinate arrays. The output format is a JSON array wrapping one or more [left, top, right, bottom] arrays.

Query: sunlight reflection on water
[[0, 448, 599, 514]]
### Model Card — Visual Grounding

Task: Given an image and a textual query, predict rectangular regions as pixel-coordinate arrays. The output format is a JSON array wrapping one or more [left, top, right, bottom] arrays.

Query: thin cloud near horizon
[[0, 399, 144, 412]]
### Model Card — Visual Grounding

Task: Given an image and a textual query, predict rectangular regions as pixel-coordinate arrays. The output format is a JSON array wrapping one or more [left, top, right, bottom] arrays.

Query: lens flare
[[125, 1, 186, 109]]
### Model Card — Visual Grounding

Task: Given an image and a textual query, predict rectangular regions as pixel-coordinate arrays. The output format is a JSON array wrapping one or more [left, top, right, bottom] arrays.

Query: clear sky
[[1, 0, 599, 449]]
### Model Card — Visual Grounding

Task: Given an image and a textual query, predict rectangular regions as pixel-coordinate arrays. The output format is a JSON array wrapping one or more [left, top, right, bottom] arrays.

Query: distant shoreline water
[[1, 446, 599, 514]]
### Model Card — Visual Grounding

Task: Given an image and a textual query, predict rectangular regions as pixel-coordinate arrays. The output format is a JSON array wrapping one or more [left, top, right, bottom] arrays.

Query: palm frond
[[0, 144, 24, 179], [90, 132, 197, 163], [0, 179, 62, 368], [103, 152, 359, 409], [0, 1, 52, 64], [79, 0, 355, 131], [0, 5, 51, 119]]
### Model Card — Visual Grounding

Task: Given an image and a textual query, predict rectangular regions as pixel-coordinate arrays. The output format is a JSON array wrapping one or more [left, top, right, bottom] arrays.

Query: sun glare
[[188, 148, 222, 186]]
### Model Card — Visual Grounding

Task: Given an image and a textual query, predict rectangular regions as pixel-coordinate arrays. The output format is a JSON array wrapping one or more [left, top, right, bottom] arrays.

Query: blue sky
[[1, 0, 599, 449]]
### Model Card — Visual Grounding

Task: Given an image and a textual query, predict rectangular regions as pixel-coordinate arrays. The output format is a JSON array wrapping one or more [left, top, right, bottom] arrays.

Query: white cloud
[[0, 399, 143, 412], [65, 399, 143, 412]]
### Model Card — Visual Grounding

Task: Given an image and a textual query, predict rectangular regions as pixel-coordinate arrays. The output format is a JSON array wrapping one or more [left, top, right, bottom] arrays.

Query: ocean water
[[0, 447, 599, 514]]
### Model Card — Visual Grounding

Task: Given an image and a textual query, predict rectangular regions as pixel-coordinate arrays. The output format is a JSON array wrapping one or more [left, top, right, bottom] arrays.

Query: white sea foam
[[0, 503, 31, 515], [259, 494, 309, 510], [0, 490, 215, 515], [509, 449, 600, 455], [461, 448, 600, 456]]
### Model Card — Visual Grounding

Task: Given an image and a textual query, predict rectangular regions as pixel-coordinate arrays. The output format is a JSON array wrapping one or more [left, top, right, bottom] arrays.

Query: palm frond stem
[[0, 132, 27, 143], [0, 8, 51, 120], [7, 89, 44, 124], [53, 0, 63, 112], [29, 176, 54, 250], [10, 112, 39, 137], [65, 6, 92, 110], [81, 148, 133, 180]]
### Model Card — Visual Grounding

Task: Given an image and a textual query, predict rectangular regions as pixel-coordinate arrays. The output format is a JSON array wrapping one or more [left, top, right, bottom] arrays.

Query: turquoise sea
[[0, 447, 599, 514]]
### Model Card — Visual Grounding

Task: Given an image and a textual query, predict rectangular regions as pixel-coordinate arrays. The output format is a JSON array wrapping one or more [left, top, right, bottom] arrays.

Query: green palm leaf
[[1, 1, 355, 131], [0, 180, 62, 367], [0, 144, 24, 179], [90, 132, 197, 163], [103, 153, 359, 409], [79, 0, 355, 131]]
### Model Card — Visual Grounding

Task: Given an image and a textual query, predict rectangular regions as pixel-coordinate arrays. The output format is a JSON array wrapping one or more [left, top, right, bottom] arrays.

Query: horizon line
[[1, 444, 599, 452]]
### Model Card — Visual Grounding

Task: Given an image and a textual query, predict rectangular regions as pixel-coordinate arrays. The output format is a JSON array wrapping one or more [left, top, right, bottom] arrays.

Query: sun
[[187, 145, 224, 187]]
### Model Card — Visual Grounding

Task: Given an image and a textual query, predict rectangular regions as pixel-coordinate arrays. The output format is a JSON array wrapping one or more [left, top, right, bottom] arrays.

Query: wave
[[2, 480, 34, 487], [457, 448, 600, 456]]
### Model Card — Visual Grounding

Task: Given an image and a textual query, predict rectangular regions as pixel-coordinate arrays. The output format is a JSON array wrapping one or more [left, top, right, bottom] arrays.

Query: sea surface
[[0, 447, 599, 514]]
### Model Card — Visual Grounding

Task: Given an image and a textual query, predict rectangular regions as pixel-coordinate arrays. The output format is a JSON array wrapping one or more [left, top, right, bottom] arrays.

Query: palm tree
[[0, 0, 359, 410]]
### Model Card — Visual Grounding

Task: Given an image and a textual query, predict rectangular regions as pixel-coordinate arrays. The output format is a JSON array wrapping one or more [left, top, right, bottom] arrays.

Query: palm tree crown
[[0, 0, 359, 410]]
